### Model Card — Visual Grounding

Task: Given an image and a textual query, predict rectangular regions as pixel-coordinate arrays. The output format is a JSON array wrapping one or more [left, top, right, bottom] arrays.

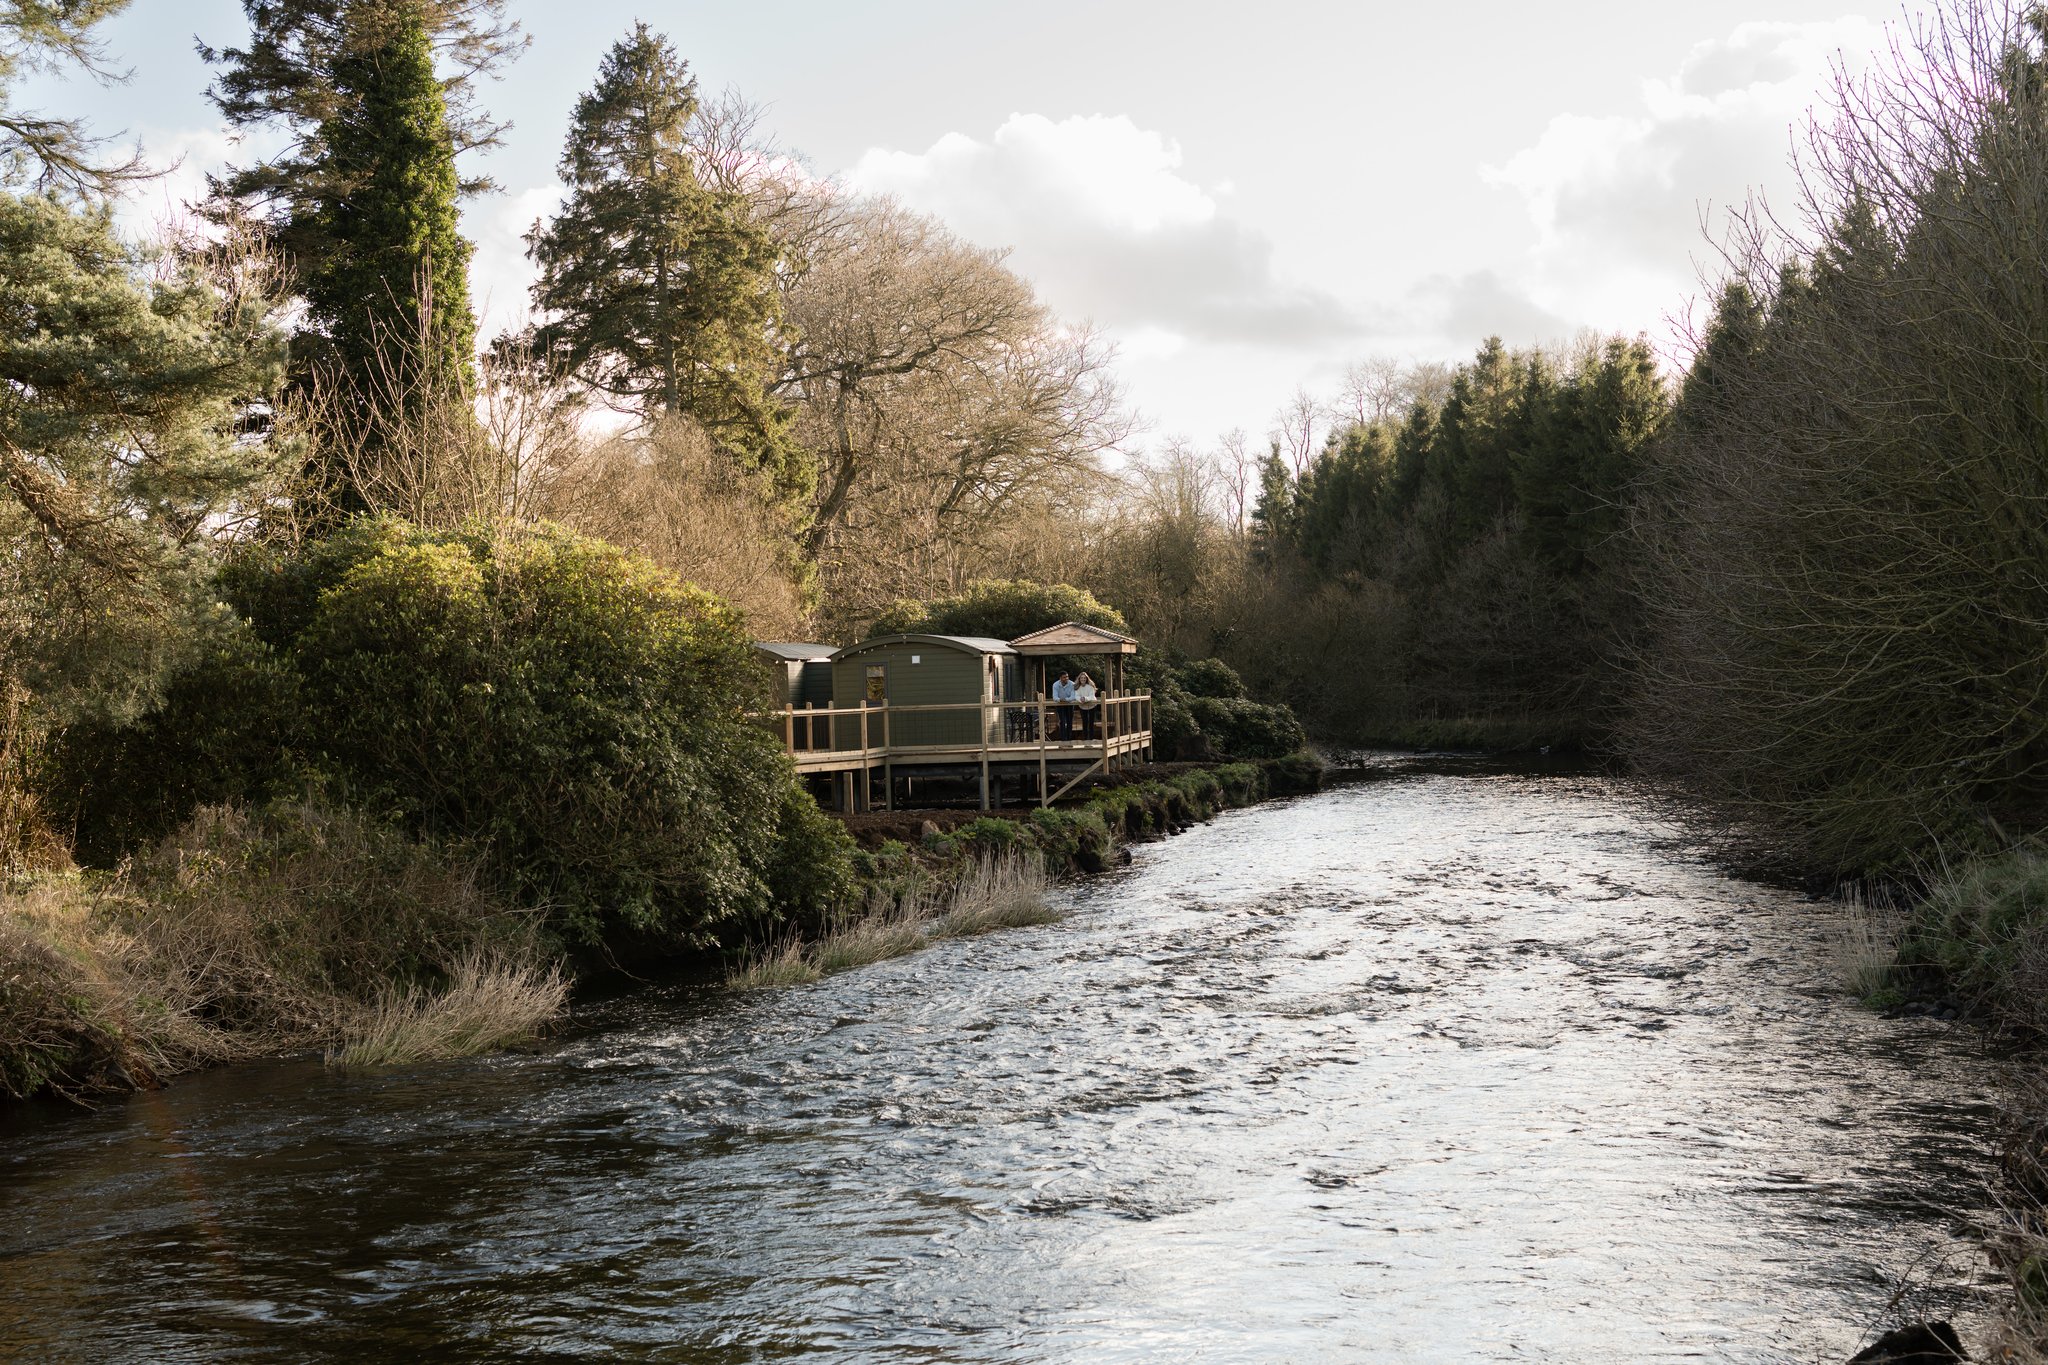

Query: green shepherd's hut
[[830, 634, 1020, 750]]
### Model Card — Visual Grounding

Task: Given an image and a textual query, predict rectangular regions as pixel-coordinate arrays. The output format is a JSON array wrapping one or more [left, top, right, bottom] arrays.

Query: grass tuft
[[729, 852, 1059, 988], [328, 951, 566, 1069], [1829, 887, 1904, 1003], [931, 854, 1059, 938]]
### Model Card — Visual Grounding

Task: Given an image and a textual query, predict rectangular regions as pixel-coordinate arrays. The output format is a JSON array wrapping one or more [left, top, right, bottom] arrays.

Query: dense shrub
[[1178, 657, 1245, 700], [1188, 696, 1309, 761], [247, 520, 854, 946], [50, 613, 304, 865], [56, 518, 864, 952], [866, 578, 1128, 642]]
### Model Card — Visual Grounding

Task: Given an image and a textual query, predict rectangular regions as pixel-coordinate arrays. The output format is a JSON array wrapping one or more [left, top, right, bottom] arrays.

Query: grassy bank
[[1827, 848, 2048, 1362], [0, 752, 1323, 1102], [732, 752, 1326, 990], [731, 852, 1060, 988], [0, 800, 567, 1102]]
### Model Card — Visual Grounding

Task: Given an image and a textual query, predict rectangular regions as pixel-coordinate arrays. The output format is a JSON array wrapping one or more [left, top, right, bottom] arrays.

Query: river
[[0, 756, 2007, 1363]]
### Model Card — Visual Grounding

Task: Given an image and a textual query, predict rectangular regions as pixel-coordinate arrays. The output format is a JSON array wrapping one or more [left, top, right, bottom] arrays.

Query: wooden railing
[[774, 695, 1151, 754], [764, 695, 1151, 810]]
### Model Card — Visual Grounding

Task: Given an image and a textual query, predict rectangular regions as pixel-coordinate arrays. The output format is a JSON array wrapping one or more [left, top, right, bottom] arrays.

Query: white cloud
[[467, 182, 559, 340], [847, 112, 1358, 347], [1484, 17, 1890, 332]]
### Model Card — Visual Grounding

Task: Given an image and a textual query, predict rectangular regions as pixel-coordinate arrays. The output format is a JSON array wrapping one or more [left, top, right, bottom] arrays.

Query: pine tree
[[522, 24, 803, 506], [203, 0, 516, 512], [302, 5, 474, 401], [0, 193, 288, 723], [1250, 446, 1295, 564], [0, 1, 147, 198]]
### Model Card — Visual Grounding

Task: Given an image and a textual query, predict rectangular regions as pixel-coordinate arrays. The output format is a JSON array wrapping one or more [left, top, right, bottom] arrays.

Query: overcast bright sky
[[24, 0, 1935, 451]]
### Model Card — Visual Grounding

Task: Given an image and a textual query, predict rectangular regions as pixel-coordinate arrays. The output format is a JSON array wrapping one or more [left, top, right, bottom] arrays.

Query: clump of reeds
[[930, 853, 1060, 938], [727, 939, 822, 989], [1829, 886, 1905, 1003], [727, 852, 1058, 988], [328, 951, 567, 1069]]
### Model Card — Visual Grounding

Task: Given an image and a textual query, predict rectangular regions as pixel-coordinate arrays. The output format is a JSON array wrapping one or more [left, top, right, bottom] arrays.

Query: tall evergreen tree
[[522, 24, 802, 505], [203, 0, 516, 511], [301, 5, 474, 399], [1249, 446, 1295, 564]]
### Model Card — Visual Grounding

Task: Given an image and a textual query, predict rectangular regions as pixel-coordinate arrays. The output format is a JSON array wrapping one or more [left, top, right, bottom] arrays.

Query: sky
[[20, 0, 1936, 453]]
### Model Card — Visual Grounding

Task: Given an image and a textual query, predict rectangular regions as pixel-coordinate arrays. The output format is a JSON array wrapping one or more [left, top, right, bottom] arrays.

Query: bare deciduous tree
[[774, 196, 1130, 621]]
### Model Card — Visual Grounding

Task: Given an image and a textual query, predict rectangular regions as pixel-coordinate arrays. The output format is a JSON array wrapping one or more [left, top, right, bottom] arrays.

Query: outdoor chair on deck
[[1005, 706, 1041, 744]]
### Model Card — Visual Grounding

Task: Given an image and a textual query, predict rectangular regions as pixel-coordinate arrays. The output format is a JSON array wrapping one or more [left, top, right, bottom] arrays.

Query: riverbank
[[722, 754, 1328, 990], [1834, 848, 2048, 1362], [0, 752, 1326, 1107]]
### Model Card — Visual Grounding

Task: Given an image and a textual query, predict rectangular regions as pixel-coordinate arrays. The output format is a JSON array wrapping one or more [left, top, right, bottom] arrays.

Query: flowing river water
[[0, 756, 2011, 1363]]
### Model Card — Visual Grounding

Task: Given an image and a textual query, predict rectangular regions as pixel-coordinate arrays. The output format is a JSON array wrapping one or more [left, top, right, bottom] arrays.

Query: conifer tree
[[522, 24, 803, 506], [203, 0, 516, 511], [0, 1, 146, 198], [301, 5, 474, 400], [1250, 447, 1295, 564]]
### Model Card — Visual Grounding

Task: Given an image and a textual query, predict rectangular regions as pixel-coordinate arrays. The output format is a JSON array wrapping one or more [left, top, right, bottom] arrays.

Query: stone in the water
[[1848, 1321, 1967, 1364]]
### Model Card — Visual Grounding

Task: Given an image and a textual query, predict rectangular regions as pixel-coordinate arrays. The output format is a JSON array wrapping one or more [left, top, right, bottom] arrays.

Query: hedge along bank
[[841, 756, 1325, 900]]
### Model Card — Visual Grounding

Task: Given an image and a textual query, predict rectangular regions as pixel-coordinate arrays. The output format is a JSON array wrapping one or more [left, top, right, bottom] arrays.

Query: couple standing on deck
[[1050, 670, 1099, 740]]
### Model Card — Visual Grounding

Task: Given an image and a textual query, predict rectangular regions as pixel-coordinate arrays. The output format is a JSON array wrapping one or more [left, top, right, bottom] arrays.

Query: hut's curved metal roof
[[832, 633, 1016, 659]]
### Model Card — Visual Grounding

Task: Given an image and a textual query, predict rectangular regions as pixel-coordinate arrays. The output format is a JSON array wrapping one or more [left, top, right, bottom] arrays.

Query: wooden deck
[[770, 696, 1153, 810]]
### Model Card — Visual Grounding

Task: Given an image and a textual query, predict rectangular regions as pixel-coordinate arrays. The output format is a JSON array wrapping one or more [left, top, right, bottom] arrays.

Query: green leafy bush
[[273, 521, 851, 946], [866, 578, 1128, 641], [1188, 696, 1309, 761], [1179, 657, 1246, 700], [50, 612, 305, 865]]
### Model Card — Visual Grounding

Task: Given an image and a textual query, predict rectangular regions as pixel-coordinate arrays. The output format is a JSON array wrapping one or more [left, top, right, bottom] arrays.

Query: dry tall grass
[[931, 853, 1064, 938], [1829, 889, 1904, 1002], [0, 799, 568, 1099], [0, 875, 240, 1101], [729, 852, 1056, 988], [329, 951, 567, 1069]]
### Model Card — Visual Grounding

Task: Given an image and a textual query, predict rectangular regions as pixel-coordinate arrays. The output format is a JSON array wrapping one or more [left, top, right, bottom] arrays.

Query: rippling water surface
[[0, 758, 2007, 1362]]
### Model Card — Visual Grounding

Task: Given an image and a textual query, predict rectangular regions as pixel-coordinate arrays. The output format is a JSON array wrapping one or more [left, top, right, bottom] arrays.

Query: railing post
[[983, 703, 999, 810], [1037, 695, 1049, 806]]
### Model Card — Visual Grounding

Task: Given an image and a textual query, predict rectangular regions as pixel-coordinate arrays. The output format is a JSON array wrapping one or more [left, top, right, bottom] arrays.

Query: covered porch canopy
[[1009, 621, 1140, 697]]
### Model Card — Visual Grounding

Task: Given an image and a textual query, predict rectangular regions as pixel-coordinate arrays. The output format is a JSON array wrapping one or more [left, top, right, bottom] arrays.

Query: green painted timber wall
[[831, 641, 1007, 749]]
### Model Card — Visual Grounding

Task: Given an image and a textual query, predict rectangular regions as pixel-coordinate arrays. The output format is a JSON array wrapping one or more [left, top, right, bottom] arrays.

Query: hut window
[[910, 654, 921, 664]]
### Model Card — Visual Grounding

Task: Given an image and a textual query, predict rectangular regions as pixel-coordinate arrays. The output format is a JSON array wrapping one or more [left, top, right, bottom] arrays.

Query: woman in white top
[[1074, 672, 1099, 739]]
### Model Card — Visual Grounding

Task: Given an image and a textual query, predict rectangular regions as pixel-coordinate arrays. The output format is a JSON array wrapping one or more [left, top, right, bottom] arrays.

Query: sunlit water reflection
[[0, 757, 2005, 1362]]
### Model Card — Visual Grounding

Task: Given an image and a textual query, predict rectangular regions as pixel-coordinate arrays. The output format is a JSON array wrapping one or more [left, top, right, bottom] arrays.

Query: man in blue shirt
[[1051, 671, 1076, 740]]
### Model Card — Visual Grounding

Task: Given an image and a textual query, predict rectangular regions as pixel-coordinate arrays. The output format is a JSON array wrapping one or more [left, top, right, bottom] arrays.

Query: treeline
[[1247, 334, 1663, 745], [1068, 0, 2048, 899]]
